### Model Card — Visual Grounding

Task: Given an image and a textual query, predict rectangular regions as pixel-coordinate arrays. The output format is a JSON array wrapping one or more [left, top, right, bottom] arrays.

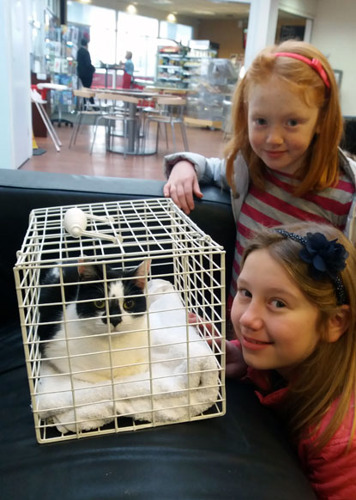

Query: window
[[67, 4, 193, 80], [159, 21, 193, 47], [117, 13, 159, 77], [67, 3, 116, 65]]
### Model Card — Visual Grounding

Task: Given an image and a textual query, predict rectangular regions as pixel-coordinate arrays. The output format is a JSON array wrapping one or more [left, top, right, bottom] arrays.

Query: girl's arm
[[187, 313, 247, 379], [163, 153, 229, 215], [163, 161, 203, 215], [299, 419, 356, 498]]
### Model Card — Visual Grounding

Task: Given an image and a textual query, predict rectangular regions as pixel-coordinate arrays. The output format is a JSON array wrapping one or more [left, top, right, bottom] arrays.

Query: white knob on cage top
[[64, 207, 121, 244], [64, 208, 88, 238]]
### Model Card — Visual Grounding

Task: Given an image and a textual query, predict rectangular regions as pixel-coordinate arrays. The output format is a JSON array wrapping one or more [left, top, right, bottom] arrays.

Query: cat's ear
[[77, 258, 102, 281], [134, 259, 151, 290]]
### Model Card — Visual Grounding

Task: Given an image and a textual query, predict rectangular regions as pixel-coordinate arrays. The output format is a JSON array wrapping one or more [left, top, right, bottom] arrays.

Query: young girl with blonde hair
[[229, 221, 356, 498], [163, 40, 356, 311]]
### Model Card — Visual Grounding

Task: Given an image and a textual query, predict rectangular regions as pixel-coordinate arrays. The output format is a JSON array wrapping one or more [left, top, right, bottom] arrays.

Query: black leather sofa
[[0, 169, 315, 499]]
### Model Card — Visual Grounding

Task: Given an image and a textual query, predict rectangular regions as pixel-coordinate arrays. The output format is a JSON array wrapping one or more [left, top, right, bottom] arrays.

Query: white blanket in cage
[[36, 279, 221, 433]]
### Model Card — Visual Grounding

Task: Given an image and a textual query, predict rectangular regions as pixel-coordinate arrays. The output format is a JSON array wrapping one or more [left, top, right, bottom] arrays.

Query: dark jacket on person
[[77, 46, 95, 88]]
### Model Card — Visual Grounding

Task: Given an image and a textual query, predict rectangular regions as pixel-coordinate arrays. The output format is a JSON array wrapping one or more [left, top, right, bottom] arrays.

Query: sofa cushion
[[0, 323, 315, 499]]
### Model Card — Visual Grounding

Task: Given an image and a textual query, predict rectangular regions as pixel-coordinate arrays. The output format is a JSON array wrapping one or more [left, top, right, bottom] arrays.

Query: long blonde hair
[[225, 40, 343, 197], [241, 222, 356, 453]]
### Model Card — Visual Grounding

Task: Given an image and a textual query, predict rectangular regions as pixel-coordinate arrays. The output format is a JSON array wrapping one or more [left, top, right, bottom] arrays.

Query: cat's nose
[[107, 302, 122, 327], [110, 316, 122, 327]]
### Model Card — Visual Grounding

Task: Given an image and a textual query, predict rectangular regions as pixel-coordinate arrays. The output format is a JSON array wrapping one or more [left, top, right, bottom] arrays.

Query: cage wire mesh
[[14, 198, 226, 443]]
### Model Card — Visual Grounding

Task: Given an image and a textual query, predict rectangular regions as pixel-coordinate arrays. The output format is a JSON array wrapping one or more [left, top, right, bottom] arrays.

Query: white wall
[[312, 0, 356, 116], [279, 0, 318, 18], [246, 0, 356, 117], [0, 0, 32, 169]]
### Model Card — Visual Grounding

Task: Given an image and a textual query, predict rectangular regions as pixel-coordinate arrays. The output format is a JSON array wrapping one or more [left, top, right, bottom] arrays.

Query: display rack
[[44, 19, 91, 120], [155, 48, 188, 89], [185, 58, 238, 129], [44, 17, 77, 116], [155, 43, 218, 90]]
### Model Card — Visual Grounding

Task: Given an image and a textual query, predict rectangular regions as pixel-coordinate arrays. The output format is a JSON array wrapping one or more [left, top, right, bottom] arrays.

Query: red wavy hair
[[224, 40, 343, 197]]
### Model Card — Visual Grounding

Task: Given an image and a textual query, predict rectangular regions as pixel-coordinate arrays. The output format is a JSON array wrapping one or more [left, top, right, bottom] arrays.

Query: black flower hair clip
[[299, 232, 348, 280], [275, 229, 349, 305]]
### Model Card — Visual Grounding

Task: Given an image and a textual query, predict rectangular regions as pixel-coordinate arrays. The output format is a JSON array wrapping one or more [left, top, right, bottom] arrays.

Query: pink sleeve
[[299, 432, 356, 498]]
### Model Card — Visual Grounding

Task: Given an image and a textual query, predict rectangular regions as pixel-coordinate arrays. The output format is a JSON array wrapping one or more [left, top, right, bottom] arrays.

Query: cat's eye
[[123, 298, 135, 311], [94, 300, 106, 309]]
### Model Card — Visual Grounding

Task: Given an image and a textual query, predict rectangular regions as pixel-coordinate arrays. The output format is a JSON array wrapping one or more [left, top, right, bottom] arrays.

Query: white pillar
[[0, 0, 32, 169], [304, 18, 313, 43], [244, 0, 279, 68]]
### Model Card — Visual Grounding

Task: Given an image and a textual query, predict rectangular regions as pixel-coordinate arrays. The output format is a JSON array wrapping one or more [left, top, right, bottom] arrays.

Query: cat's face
[[75, 261, 148, 334]]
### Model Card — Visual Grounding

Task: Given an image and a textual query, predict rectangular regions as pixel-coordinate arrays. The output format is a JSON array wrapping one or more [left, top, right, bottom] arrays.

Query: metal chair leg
[[90, 115, 105, 154], [180, 121, 189, 151], [171, 122, 177, 151], [106, 120, 111, 151], [69, 112, 83, 148], [124, 119, 128, 159], [164, 123, 169, 149], [155, 122, 160, 152]]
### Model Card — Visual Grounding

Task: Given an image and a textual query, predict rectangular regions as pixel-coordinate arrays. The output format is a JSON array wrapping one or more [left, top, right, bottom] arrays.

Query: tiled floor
[[22, 118, 226, 180]]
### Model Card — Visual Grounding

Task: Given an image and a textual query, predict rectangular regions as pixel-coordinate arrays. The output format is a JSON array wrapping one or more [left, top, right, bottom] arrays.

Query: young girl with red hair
[[163, 40, 356, 312]]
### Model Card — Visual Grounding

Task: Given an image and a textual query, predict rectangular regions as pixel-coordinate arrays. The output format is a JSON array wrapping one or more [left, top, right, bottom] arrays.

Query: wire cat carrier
[[14, 198, 226, 443]]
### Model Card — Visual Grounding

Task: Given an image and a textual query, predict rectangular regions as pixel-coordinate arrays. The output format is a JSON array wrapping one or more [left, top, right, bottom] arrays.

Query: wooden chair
[[144, 96, 189, 152]]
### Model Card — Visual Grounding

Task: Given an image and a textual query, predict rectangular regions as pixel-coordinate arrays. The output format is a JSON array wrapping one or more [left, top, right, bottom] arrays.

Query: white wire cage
[[14, 198, 226, 443]]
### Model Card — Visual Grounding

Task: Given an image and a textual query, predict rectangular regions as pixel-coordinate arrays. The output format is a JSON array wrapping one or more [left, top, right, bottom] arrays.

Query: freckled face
[[247, 75, 320, 175], [231, 249, 321, 379]]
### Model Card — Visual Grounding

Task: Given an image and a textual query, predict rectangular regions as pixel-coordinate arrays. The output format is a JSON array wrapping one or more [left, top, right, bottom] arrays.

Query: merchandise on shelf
[[44, 20, 91, 115], [155, 42, 217, 90], [155, 47, 188, 89], [185, 58, 238, 129]]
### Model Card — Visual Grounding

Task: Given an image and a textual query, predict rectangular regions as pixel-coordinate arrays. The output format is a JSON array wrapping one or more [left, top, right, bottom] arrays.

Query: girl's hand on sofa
[[225, 340, 248, 379], [163, 161, 203, 214], [188, 313, 247, 379]]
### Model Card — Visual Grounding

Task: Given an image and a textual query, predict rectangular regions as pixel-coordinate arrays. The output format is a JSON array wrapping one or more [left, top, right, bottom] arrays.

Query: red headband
[[274, 52, 331, 89]]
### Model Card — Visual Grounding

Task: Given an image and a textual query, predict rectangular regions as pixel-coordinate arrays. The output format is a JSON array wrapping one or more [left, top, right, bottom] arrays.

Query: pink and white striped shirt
[[229, 167, 355, 302]]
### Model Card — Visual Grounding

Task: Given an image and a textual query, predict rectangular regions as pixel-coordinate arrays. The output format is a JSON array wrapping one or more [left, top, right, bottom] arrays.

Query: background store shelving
[[155, 41, 218, 90], [185, 56, 238, 129]]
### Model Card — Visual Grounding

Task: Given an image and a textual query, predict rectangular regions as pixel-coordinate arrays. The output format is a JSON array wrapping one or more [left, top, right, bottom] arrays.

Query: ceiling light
[[126, 4, 137, 15], [167, 13, 176, 23]]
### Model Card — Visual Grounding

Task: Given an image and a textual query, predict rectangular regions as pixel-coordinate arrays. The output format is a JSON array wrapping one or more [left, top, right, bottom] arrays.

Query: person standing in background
[[121, 51, 134, 88], [77, 37, 96, 104]]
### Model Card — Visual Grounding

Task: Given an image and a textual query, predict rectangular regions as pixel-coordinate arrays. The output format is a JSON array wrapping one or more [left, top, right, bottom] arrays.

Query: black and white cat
[[38, 260, 150, 383]]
